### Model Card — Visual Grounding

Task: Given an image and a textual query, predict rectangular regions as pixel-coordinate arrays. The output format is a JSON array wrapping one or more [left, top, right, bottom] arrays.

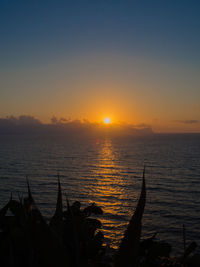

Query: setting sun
[[104, 117, 111, 124]]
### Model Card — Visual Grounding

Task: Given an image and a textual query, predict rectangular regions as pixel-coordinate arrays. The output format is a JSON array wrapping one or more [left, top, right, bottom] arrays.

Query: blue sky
[[1, 1, 200, 64], [1, 0, 200, 132]]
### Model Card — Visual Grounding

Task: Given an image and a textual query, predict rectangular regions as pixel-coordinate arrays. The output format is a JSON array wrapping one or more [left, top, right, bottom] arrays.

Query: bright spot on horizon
[[104, 117, 111, 124]]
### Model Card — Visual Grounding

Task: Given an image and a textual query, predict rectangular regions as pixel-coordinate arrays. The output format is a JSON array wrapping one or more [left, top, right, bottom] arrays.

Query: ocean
[[0, 133, 199, 254]]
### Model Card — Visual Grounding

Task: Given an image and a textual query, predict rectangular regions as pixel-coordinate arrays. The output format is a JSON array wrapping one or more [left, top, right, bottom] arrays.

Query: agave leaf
[[29, 216, 70, 267], [85, 218, 102, 229], [49, 175, 64, 242], [26, 176, 33, 202], [115, 167, 146, 267], [50, 175, 63, 222], [9, 199, 22, 216], [24, 178, 47, 226], [55, 174, 63, 217], [140, 232, 157, 255], [24, 177, 35, 213], [183, 241, 197, 259], [0, 193, 12, 222], [83, 203, 103, 217], [24, 181, 70, 266], [64, 196, 80, 267]]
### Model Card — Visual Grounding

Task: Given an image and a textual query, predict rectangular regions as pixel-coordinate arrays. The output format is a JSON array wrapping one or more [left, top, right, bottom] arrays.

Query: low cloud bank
[[0, 116, 153, 137]]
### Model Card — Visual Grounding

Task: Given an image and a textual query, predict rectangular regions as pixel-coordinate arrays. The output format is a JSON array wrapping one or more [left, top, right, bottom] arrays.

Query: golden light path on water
[[90, 138, 134, 248]]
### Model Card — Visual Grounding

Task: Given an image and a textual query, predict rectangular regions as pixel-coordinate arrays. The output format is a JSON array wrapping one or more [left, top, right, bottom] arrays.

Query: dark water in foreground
[[0, 133, 199, 254]]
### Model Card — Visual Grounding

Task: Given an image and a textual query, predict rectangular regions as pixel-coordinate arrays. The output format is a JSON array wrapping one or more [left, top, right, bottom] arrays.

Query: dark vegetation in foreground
[[0, 169, 199, 267]]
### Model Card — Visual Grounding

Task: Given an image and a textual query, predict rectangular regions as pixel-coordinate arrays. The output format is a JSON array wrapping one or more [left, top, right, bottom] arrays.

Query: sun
[[104, 117, 111, 124]]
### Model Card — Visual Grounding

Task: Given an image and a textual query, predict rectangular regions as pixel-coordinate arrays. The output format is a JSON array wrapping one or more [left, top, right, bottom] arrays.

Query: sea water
[[0, 133, 199, 254]]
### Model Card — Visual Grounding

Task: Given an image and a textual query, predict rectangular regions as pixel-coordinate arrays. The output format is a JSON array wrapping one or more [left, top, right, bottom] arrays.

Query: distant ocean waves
[[0, 133, 200, 253]]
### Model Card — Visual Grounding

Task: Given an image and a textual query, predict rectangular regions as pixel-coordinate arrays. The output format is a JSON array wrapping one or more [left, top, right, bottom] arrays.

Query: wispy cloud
[[178, 120, 200, 124], [133, 123, 151, 128]]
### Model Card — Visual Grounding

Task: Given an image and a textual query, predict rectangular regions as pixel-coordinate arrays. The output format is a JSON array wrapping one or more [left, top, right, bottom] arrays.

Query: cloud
[[51, 116, 71, 124], [133, 123, 151, 128], [4, 115, 41, 125], [0, 115, 42, 134], [0, 115, 153, 136], [179, 120, 200, 124]]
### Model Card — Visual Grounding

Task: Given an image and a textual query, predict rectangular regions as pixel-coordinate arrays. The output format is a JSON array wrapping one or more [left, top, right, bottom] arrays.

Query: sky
[[0, 0, 200, 133]]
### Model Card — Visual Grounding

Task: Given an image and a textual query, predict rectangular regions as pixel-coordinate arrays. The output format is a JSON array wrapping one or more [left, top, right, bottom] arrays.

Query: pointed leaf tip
[[115, 168, 146, 266], [26, 176, 31, 196]]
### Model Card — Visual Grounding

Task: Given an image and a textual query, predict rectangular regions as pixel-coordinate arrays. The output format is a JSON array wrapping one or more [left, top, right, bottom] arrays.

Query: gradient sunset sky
[[1, 1, 200, 133]]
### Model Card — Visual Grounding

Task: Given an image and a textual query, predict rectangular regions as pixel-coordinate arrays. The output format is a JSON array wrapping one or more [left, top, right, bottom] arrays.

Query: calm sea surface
[[0, 133, 199, 254]]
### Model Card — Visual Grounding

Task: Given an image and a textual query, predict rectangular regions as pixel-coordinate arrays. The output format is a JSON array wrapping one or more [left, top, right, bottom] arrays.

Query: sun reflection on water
[[92, 138, 123, 198], [90, 138, 128, 248]]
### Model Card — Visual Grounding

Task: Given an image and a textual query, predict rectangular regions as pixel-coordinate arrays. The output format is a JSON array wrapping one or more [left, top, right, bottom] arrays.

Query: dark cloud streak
[[178, 120, 200, 124]]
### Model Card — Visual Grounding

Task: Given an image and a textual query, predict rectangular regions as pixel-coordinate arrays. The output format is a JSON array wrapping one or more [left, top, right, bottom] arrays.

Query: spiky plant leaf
[[115, 167, 146, 267]]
